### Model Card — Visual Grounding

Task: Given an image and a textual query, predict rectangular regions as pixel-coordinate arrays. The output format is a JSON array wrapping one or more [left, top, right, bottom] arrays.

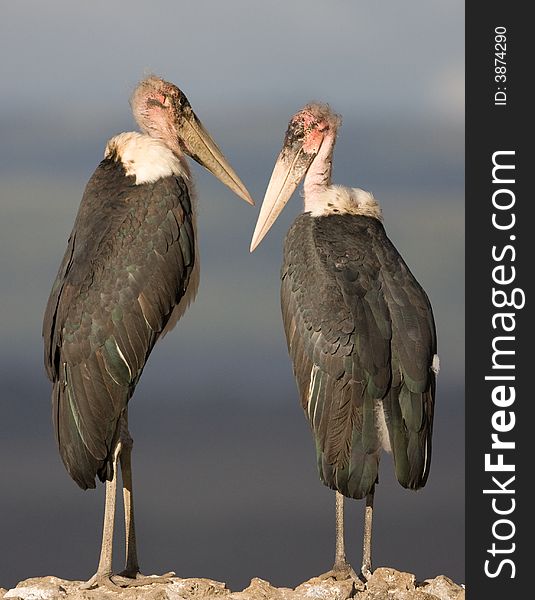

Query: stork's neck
[[105, 132, 191, 185], [303, 130, 336, 212], [301, 128, 382, 220]]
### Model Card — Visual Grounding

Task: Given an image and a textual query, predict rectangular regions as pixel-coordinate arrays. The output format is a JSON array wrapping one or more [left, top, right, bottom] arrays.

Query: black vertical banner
[[466, 3, 530, 598]]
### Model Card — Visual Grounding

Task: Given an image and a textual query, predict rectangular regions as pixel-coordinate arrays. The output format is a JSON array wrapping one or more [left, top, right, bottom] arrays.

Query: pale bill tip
[[243, 191, 255, 206], [249, 229, 262, 253]]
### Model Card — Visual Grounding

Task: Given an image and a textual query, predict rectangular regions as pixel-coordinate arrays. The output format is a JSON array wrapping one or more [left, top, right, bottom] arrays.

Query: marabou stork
[[250, 104, 438, 580], [43, 76, 254, 589]]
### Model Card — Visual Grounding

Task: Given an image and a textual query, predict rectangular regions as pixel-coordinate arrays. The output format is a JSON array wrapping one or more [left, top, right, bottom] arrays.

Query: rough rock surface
[[2, 569, 465, 600]]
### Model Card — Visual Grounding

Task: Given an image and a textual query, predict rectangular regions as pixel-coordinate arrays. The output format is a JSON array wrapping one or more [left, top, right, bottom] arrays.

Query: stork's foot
[[318, 561, 361, 584], [360, 563, 373, 582], [111, 570, 176, 587], [81, 570, 175, 590], [80, 572, 122, 591]]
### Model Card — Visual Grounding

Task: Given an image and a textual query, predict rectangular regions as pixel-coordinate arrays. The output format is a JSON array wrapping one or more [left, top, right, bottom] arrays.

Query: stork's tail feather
[[316, 433, 380, 500], [383, 384, 434, 490], [52, 382, 110, 490]]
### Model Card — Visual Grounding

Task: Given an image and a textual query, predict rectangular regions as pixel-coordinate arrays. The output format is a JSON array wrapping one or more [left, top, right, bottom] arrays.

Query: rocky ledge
[[1, 568, 464, 600]]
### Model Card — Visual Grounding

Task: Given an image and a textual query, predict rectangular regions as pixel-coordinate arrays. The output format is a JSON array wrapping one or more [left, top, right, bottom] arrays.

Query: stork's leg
[[360, 487, 375, 579], [334, 490, 347, 570], [318, 492, 359, 584], [112, 415, 175, 587], [81, 442, 122, 590], [118, 422, 139, 577]]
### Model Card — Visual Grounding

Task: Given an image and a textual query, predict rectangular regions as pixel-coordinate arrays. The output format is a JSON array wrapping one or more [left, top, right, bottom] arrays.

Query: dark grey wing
[[372, 226, 437, 489], [282, 214, 388, 499], [43, 158, 195, 489], [281, 214, 436, 499]]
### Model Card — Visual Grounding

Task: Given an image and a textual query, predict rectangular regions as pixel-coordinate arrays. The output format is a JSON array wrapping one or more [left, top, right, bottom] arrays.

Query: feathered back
[[43, 156, 196, 488], [281, 213, 436, 498]]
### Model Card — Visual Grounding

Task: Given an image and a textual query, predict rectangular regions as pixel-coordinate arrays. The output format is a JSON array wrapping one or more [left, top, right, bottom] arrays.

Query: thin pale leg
[[334, 490, 347, 569], [360, 488, 375, 579], [118, 421, 140, 577], [81, 442, 122, 590], [318, 492, 359, 584], [112, 414, 175, 587]]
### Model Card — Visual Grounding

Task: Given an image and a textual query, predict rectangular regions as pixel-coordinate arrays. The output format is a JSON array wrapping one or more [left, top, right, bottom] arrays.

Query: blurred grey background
[[0, 0, 464, 590]]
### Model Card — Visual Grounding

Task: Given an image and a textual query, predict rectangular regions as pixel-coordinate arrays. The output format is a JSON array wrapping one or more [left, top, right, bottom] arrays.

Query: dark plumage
[[43, 158, 194, 489], [281, 214, 436, 499]]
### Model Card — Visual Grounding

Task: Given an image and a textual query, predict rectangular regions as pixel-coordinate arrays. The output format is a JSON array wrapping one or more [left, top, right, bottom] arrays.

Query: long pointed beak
[[179, 112, 254, 205], [250, 146, 315, 252]]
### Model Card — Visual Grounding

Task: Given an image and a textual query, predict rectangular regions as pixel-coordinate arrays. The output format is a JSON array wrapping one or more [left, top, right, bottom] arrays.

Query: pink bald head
[[129, 75, 254, 205], [285, 103, 341, 155], [250, 102, 341, 251]]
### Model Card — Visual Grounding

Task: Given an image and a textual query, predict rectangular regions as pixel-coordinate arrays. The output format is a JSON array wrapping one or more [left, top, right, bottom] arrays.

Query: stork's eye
[[147, 94, 168, 109]]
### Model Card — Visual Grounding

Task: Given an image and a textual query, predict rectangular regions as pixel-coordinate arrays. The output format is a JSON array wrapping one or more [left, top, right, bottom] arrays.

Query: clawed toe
[[112, 570, 176, 587], [318, 561, 361, 584], [81, 573, 122, 591], [81, 570, 175, 590]]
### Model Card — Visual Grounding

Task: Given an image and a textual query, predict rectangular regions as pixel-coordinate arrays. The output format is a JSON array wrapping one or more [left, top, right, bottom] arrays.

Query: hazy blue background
[[0, 0, 464, 590]]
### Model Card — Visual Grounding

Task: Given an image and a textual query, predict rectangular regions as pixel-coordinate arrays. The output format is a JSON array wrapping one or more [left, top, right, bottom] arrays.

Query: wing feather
[[43, 158, 196, 489], [281, 213, 436, 498]]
